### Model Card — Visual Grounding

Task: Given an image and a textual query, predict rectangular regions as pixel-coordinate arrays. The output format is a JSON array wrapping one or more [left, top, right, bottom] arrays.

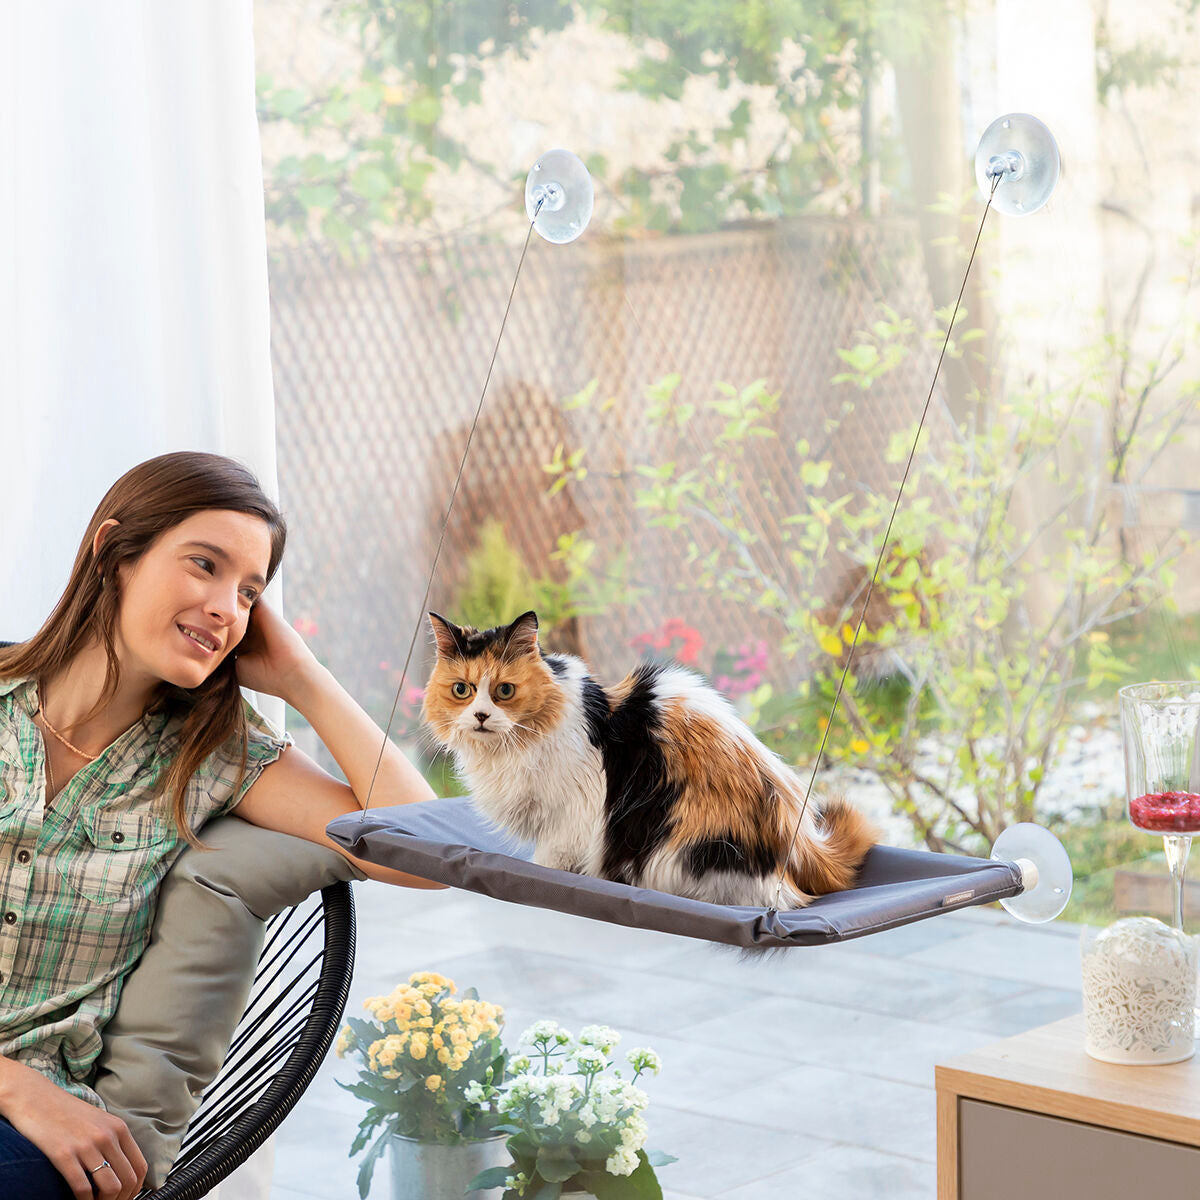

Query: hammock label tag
[[941, 889, 975, 907]]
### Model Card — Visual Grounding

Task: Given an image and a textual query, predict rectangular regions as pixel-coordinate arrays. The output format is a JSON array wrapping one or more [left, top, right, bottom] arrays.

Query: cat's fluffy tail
[[787, 797, 878, 897]]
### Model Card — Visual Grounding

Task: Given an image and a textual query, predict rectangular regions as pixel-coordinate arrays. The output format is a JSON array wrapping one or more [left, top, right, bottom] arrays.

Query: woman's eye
[[451, 681, 473, 699], [191, 557, 214, 573], [495, 683, 515, 700]]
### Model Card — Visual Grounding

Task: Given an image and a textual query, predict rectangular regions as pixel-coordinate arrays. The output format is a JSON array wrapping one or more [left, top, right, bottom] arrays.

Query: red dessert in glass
[[1128, 790, 1200, 834]]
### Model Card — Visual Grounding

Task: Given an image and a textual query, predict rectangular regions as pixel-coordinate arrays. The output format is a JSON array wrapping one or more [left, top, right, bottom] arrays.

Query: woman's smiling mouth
[[178, 623, 219, 655]]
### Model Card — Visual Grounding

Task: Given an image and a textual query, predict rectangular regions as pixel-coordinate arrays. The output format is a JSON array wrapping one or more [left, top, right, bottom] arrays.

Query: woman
[[0, 451, 440, 1200]]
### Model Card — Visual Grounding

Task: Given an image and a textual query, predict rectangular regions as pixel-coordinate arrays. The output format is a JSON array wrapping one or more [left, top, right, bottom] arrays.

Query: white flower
[[464, 1081, 486, 1104], [577, 1102, 598, 1129], [578, 1025, 621, 1053], [620, 1114, 648, 1150], [606, 1147, 639, 1176], [591, 1076, 648, 1123], [627, 1047, 662, 1076], [571, 1048, 608, 1074], [520, 1020, 561, 1046], [577, 1130, 592, 1144]]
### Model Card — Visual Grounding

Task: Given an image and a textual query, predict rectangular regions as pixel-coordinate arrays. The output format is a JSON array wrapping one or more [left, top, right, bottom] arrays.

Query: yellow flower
[[450, 1029, 469, 1048], [415, 999, 432, 1017], [382, 84, 405, 105], [334, 1026, 355, 1059], [465, 1024, 481, 1041], [419, 1016, 434, 1028], [409, 1036, 428, 1061], [409, 971, 455, 994], [437, 1047, 451, 1065], [849, 738, 870, 754], [425, 1075, 443, 1092], [432, 1033, 444, 1050], [448, 1060, 463, 1072]]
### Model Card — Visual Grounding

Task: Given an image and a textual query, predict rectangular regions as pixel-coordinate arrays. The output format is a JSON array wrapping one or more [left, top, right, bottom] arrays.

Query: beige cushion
[[92, 816, 364, 1186]]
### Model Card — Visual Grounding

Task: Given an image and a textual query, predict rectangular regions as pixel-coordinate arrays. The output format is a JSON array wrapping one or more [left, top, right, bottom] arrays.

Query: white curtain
[[0, 0, 280, 643], [0, 3, 281, 1196]]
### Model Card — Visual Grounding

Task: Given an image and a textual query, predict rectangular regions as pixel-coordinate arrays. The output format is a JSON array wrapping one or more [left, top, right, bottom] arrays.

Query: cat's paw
[[532, 846, 584, 873]]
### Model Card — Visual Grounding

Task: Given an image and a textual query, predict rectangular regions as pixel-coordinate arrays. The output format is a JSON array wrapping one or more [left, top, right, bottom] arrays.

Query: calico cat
[[422, 610, 877, 908]]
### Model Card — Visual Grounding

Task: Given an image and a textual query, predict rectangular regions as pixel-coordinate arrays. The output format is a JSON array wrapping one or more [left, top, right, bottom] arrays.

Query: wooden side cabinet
[[936, 1015, 1200, 1200]]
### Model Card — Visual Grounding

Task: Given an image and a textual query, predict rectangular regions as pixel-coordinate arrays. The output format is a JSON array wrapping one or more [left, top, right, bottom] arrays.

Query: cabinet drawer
[[959, 1098, 1200, 1199]]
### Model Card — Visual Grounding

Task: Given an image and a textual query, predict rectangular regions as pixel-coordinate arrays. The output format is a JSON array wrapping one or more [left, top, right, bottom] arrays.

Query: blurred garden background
[[253, 0, 1200, 929]]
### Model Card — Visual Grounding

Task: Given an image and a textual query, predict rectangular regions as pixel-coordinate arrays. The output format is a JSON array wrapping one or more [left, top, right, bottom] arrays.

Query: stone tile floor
[[269, 883, 1083, 1200]]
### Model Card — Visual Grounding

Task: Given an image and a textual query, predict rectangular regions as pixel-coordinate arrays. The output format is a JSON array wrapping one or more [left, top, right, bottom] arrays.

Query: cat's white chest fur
[[453, 670, 606, 873]]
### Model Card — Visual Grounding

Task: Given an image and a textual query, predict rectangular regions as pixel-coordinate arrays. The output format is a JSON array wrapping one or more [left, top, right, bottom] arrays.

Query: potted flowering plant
[[468, 1022, 676, 1200], [335, 971, 509, 1198]]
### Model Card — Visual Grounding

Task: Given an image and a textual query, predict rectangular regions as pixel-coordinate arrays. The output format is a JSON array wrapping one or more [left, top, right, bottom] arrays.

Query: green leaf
[[800, 460, 831, 488], [271, 88, 307, 118], [296, 184, 339, 211], [352, 83, 383, 112], [536, 1146, 582, 1182], [407, 93, 442, 125], [836, 344, 879, 372], [351, 164, 393, 201], [356, 1130, 390, 1200], [468, 1165, 515, 1191]]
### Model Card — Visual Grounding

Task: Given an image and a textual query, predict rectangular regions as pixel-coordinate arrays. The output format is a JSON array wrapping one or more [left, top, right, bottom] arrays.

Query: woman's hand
[[233, 600, 324, 706], [0, 1060, 147, 1200]]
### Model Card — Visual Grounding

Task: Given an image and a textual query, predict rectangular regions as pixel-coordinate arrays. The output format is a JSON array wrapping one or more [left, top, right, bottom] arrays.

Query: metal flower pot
[[387, 1132, 509, 1199]]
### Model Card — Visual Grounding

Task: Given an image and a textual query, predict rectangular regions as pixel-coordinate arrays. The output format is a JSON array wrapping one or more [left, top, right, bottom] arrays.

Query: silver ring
[[87, 1160, 111, 1174]]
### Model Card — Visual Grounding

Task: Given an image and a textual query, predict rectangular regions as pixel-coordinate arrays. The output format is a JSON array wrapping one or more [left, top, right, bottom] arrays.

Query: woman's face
[[112, 509, 272, 690]]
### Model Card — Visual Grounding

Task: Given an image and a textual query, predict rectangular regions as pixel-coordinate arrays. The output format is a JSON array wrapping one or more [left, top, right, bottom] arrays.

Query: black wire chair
[[141, 880, 356, 1198]]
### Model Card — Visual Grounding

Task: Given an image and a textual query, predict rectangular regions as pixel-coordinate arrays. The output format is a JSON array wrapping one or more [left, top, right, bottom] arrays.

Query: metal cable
[[771, 175, 1002, 910], [356, 199, 545, 821]]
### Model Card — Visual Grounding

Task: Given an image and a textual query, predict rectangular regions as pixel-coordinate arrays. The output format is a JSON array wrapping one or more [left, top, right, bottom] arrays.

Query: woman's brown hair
[[0, 451, 287, 843]]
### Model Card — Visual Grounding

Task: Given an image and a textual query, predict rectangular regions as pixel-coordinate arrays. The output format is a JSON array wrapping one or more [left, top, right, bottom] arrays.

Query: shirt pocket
[[56, 806, 173, 904]]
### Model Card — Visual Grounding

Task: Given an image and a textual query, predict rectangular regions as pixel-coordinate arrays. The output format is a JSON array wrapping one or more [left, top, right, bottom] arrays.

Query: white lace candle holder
[[1081, 917, 1197, 1065]]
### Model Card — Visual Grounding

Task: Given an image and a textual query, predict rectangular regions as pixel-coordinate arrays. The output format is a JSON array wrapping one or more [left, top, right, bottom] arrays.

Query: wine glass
[[1120, 681, 1200, 1034]]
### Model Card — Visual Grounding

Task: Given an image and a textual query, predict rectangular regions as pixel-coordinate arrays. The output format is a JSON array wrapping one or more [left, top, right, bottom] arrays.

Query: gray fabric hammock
[[326, 797, 1024, 949]]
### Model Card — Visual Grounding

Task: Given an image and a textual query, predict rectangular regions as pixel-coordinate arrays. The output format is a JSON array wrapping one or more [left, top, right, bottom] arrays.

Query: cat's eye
[[495, 682, 516, 700], [451, 681, 474, 699]]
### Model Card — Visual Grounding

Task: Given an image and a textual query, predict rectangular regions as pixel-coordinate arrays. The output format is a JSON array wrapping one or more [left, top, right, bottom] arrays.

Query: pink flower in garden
[[292, 615, 319, 638], [631, 619, 705, 667], [734, 640, 769, 674]]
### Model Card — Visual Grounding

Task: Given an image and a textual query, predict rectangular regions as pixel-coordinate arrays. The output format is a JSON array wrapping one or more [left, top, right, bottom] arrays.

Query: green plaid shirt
[[0, 676, 290, 1105]]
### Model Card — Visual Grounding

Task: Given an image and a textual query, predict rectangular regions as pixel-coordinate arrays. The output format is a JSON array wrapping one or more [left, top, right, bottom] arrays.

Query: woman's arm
[[231, 604, 443, 887], [0, 1054, 147, 1200]]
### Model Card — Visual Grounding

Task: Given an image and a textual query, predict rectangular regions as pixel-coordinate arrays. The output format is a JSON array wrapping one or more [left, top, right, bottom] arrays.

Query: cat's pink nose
[[474, 711, 489, 725]]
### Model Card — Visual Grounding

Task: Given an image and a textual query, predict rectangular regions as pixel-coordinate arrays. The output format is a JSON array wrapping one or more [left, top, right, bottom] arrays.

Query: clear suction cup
[[525, 149, 593, 244], [974, 114, 1060, 216], [991, 822, 1073, 923]]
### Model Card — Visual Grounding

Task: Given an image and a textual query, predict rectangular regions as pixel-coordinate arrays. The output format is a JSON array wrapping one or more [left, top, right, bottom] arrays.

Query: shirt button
[[111, 832, 125, 844], [3, 913, 16, 925], [16, 851, 29, 865]]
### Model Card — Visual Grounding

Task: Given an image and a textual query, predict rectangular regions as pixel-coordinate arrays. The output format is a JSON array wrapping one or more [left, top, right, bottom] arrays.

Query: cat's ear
[[504, 610, 540, 658], [429, 612, 467, 659]]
